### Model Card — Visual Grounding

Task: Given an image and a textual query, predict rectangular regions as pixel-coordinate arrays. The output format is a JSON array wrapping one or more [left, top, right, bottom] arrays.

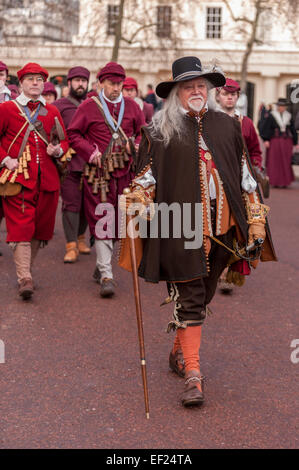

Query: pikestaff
[[124, 187, 150, 419]]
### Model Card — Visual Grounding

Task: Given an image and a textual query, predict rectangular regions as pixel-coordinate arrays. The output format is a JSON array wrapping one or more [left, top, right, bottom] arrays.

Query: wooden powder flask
[[99, 177, 108, 202], [84, 164, 90, 178], [117, 154, 125, 169], [18, 158, 23, 174], [123, 150, 130, 162], [112, 154, 119, 169], [9, 169, 18, 183], [92, 176, 100, 195], [0, 144, 33, 184], [22, 153, 27, 169], [0, 168, 11, 184], [103, 164, 111, 181], [23, 168, 29, 180], [108, 156, 114, 173], [88, 166, 96, 184], [25, 145, 31, 161]]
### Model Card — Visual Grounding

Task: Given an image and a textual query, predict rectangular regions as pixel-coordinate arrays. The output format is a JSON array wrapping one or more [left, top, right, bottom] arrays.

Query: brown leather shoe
[[19, 278, 34, 300], [77, 234, 91, 255], [100, 278, 115, 298], [64, 242, 79, 263], [181, 369, 205, 407], [169, 349, 185, 377]]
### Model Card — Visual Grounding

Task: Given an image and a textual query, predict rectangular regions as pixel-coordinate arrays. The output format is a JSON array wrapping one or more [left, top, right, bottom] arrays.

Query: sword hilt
[[246, 237, 264, 252]]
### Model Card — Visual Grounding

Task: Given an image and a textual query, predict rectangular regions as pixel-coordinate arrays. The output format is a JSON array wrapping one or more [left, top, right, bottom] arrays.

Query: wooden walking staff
[[123, 188, 150, 419]]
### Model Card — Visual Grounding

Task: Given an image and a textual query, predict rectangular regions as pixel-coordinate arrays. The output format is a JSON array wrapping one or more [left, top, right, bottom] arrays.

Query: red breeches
[[2, 186, 59, 242]]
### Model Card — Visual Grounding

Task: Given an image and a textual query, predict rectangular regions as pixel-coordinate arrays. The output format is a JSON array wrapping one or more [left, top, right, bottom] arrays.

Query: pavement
[[0, 179, 299, 449]]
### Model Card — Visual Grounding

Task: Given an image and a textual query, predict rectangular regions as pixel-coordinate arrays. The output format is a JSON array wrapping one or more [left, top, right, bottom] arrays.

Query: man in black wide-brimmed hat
[[120, 56, 276, 407]]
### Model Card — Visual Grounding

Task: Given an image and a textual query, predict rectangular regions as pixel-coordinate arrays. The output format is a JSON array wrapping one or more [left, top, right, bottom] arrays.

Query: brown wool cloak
[[133, 110, 275, 283]]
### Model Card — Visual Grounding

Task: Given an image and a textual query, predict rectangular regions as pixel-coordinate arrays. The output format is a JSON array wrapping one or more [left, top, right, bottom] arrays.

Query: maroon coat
[[67, 95, 145, 177], [241, 115, 262, 169], [53, 96, 86, 172], [143, 101, 154, 124], [67, 95, 145, 238]]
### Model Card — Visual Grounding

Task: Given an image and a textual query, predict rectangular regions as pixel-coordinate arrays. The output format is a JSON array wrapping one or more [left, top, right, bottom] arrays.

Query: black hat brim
[[275, 101, 290, 106], [156, 72, 226, 99]]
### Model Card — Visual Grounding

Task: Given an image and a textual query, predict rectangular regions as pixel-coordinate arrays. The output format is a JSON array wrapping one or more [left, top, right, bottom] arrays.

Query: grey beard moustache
[[188, 97, 204, 112]]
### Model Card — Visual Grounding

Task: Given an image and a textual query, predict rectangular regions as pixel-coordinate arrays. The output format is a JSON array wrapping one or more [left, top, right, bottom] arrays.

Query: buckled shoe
[[181, 369, 205, 407]]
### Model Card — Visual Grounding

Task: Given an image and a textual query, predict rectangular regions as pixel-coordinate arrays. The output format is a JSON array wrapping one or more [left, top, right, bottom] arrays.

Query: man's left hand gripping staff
[[247, 202, 270, 246]]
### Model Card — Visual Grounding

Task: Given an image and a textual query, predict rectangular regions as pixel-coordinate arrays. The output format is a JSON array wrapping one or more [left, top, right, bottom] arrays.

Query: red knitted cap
[[123, 77, 138, 91], [221, 78, 240, 93], [17, 63, 49, 81], [96, 62, 125, 83]]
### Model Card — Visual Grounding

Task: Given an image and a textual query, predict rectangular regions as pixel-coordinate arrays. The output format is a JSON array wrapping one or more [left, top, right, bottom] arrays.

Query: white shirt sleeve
[[242, 159, 257, 193], [134, 167, 156, 189]]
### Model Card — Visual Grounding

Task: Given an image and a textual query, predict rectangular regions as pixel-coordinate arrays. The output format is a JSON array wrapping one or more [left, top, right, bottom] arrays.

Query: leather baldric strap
[[13, 100, 49, 146], [66, 95, 81, 107], [91, 96, 129, 142], [7, 103, 44, 158]]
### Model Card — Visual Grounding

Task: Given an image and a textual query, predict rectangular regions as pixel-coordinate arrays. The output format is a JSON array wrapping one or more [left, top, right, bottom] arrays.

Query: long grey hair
[[149, 78, 216, 146]]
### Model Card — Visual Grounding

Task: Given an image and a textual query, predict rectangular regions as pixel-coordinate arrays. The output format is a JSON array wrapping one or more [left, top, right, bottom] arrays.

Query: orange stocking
[[172, 332, 181, 355], [177, 325, 202, 373]]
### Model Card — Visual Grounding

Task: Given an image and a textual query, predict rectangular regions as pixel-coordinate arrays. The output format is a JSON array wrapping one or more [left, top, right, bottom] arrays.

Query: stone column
[[262, 76, 279, 107]]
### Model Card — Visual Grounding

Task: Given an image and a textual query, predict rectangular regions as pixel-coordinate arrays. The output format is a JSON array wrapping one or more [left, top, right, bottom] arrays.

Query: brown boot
[[100, 278, 115, 298], [77, 234, 91, 255], [169, 349, 185, 377], [181, 369, 205, 407], [19, 278, 34, 300], [64, 242, 79, 263]]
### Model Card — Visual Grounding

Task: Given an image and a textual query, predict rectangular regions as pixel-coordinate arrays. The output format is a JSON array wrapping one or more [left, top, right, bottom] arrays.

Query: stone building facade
[[1, 0, 299, 121]]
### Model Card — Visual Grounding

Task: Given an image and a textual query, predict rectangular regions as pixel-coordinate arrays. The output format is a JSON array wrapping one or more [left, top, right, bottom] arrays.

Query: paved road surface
[[0, 180, 298, 449]]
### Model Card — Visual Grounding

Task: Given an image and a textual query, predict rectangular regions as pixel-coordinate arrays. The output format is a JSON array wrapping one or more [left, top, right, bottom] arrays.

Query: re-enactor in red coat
[[122, 77, 154, 124], [68, 61, 145, 297], [0, 62, 69, 300]]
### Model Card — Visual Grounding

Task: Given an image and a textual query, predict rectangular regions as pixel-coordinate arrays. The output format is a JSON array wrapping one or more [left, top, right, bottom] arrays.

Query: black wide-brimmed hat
[[156, 56, 226, 99], [275, 98, 290, 106]]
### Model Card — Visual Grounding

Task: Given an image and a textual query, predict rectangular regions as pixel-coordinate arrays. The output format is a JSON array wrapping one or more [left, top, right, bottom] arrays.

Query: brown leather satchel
[[0, 181, 22, 196]]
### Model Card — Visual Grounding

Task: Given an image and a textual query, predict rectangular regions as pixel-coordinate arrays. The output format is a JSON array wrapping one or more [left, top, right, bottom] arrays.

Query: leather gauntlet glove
[[246, 202, 269, 246], [248, 222, 266, 246], [120, 188, 155, 220]]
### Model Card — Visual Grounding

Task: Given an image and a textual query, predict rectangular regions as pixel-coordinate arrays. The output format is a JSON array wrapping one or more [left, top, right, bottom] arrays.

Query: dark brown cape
[[121, 109, 276, 283]]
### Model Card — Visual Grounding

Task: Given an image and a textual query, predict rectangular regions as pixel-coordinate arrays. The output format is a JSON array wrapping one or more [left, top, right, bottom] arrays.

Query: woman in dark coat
[[260, 98, 297, 187]]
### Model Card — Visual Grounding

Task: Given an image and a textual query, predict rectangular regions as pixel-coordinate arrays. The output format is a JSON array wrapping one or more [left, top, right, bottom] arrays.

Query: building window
[[206, 7, 222, 39], [256, 10, 272, 43], [3, 0, 24, 6], [156, 6, 172, 38], [107, 4, 119, 35]]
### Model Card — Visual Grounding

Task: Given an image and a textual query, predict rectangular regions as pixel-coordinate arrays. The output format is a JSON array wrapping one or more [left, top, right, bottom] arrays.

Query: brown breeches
[[167, 226, 235, 326]]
